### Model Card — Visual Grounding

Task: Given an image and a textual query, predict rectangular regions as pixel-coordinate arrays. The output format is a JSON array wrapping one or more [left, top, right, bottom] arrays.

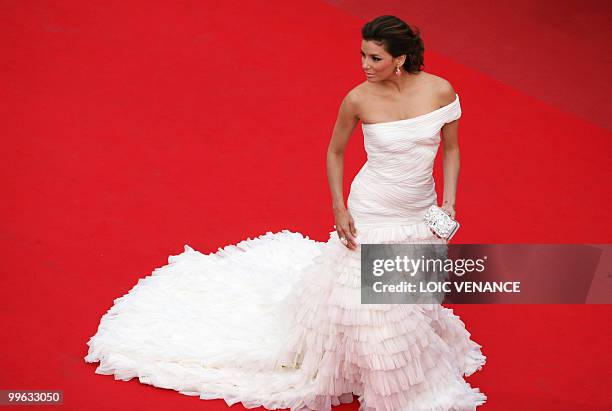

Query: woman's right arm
[[326, 90, 360, 250]]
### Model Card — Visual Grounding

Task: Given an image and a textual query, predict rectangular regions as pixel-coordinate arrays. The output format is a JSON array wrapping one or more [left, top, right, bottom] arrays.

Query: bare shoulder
[[428, 73, 457, 106], [339, 82, 369, 117], [346, 81, 370, 102], [335, 82, 367, 125]]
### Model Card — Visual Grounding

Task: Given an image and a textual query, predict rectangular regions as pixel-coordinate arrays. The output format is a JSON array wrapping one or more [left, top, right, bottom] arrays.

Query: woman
[[85, 15, 486, 411]]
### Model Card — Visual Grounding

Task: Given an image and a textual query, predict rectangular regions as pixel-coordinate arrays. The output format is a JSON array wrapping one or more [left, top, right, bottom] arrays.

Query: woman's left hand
[[441, 203, 456, 219]]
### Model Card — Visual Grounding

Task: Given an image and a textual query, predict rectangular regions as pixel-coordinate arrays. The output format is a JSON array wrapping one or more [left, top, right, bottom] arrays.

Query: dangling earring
[[395, 66, 401, 76]]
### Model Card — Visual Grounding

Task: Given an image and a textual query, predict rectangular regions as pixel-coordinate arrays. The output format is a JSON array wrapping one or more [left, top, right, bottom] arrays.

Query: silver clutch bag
[[423, 205, 460, 240]]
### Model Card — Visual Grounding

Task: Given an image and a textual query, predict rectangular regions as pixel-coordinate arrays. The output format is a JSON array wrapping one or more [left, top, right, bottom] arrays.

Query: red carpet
[[1, 1, 610, 410]]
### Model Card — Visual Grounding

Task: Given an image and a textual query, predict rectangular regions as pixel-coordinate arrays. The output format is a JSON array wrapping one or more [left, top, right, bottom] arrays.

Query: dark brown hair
[[361, 15, 425, 73]]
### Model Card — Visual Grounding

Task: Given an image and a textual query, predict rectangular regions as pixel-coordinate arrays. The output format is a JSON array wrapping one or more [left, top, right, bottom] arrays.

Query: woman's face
[[361, 40, 402, 81]]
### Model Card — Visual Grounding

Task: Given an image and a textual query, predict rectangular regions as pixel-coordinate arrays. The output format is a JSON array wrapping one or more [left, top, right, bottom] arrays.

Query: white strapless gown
[[85, 93, 487, 411]]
